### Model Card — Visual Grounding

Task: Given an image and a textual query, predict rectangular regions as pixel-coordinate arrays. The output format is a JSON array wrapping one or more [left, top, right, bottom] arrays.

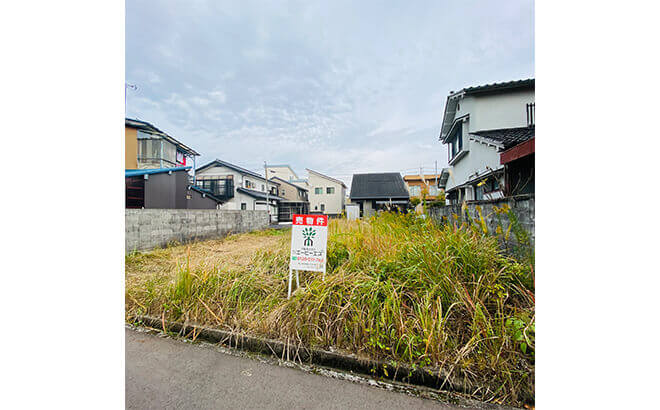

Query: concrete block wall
[[428, 195, 535, 246], [126, 209, 269, 252]]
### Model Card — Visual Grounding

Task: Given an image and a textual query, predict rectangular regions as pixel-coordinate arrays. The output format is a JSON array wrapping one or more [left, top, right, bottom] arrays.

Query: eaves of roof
[[438, 78, 534, 141], [125, 166, 191, 177], [306, 168, 347, 188], [197, 159, 266, 181], [189, 185, 224, 203], [271, 176, 308, 191], [236, 187, 284, 201], [126, 118, 200, 156]]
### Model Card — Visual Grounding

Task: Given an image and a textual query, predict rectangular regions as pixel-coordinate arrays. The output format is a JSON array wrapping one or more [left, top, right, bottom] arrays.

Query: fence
[[126, 209, 269, 251], [428, 195, 534, 255]]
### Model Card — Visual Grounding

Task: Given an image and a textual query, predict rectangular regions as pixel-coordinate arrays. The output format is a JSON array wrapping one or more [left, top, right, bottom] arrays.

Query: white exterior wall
[[466, 90, 534, 133], [196, 164, 279, 211], [443, 88, 534, 196], [445, 137, 503, 194], [308, 172, 346, 215], [266, 166, 298, 182]]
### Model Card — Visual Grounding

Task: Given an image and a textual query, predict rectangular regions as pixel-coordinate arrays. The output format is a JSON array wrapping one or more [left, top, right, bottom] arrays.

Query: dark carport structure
[[125, 167, 223, 209], [349, 172, 410, 218]]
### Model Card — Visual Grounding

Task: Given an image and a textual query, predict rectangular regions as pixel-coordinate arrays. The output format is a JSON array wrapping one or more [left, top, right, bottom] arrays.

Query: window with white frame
[[314, 187, 323, 195], [326, 187, 335, 194], [448, 125, 463, 161]]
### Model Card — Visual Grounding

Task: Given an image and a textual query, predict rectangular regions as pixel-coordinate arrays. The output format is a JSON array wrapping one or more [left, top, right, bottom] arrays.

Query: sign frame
[[288, 214, 328, 298]]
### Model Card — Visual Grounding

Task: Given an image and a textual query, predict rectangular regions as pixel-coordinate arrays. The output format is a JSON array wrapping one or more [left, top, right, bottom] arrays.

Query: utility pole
[[435, 160, 438, 188], [264, 161, 270, 224]]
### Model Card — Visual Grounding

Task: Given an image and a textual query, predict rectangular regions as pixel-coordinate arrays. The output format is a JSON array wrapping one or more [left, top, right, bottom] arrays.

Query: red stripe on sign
[[292, 214, 328, 226]]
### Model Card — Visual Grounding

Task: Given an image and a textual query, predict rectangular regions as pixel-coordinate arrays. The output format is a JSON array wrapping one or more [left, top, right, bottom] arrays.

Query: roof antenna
[[125, 83, 138, 114]]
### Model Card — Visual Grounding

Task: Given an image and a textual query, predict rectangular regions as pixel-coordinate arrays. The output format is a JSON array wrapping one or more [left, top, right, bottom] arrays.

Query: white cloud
[[126, 1, 533, 179]]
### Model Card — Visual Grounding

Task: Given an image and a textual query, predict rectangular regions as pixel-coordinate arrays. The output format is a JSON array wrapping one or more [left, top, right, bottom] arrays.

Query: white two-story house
[[439, 78, 535, 204], [195, 159, 283, 221]]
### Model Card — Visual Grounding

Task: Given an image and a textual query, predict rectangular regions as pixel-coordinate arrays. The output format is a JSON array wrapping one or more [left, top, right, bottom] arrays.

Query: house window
[[320, 204, 325, 212], [409, 185, 421, 197], [326, 187, 335, 194], [261, 184, 265, 191], [281, 188, 285, 196], [483, 177, 500, 193], [241, 203, 246, 210], [448, 125, 463, 161], [314, 205, 318, 210], [314, 187, 323, 195]]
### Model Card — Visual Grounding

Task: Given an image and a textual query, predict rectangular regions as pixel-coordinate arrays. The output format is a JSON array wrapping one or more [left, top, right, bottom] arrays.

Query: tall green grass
[[126, 213, 534, 405]]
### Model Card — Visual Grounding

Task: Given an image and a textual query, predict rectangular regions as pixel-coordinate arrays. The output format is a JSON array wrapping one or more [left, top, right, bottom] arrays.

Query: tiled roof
[[197, 159, 265, 180], [461, 78, 534, 96], [471, 127, 535, 150], [403, 174, 442, 181], [349, 173, 410, 200]]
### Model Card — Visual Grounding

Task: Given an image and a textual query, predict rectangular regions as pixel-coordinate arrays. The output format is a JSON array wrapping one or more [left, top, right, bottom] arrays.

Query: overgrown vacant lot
[[126, 213, 534, 406]]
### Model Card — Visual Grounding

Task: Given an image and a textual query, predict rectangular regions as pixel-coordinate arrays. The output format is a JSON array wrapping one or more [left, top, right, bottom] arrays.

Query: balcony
[[195, 178, 235, 200]]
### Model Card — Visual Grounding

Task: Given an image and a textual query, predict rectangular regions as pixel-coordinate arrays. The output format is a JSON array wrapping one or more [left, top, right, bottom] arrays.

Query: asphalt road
[[125, 328, 475, 410]]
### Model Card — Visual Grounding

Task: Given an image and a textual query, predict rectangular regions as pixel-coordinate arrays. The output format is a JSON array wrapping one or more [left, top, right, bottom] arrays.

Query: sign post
[[288, 214, 328, 298]]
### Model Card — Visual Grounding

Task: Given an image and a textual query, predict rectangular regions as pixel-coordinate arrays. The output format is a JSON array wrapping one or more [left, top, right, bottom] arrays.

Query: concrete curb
[[133, 315, 470, 396]]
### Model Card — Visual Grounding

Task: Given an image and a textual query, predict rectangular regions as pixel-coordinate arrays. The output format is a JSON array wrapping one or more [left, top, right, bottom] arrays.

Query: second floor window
[[448, 126, 463, 161], [409, 185, 421, 196], [314, 187, 323, 195], [326, 187, 335, 194]]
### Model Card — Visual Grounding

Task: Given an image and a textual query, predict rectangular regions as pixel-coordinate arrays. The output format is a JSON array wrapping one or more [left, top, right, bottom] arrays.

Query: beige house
[[306, 168, 347, 216], [125, 118, 199, 171], [270, 176, 309, 221], [265, 164, 299, 182]]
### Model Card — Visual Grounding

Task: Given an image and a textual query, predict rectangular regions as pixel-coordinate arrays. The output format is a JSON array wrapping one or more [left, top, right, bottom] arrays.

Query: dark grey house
[[125, 167, 223, 209], [349, 173, 410, 217]]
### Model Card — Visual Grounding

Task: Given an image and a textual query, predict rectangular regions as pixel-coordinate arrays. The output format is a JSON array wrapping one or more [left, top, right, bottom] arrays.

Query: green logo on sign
[[302, 227, 316, 246]]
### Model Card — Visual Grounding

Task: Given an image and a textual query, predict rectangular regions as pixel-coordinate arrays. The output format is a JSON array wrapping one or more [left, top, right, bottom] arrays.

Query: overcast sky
[[126, 0, 534, 186]]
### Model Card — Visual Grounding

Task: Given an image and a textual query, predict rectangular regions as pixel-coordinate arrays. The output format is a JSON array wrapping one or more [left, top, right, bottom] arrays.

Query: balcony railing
[[137, 156, 178, 168], [526, 103, 535, 127], [195, 178, 235, 200]]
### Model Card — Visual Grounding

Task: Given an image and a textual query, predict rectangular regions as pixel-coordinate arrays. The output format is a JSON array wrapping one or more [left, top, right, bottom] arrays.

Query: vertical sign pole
[[287, 267, 293, 299], [295, 270, 300, 288]]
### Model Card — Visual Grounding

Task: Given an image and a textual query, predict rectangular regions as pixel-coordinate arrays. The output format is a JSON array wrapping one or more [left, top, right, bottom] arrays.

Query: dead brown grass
[[125, 230, 290, 287]]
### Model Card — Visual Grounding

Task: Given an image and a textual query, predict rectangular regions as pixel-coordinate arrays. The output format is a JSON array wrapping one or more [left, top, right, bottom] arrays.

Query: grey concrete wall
[[126, 209, 269, 252], [428, 195, 534, 247]]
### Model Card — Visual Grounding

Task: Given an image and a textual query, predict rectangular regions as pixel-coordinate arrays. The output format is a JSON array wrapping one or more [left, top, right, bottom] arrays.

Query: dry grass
[[126, 215, 534, 407]]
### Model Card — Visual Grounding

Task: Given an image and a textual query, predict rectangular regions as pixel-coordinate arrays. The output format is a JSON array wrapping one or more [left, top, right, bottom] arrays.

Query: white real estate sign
[[288, 214, 328, 297]]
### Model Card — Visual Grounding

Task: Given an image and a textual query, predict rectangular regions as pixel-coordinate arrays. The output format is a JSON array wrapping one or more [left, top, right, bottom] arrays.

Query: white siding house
[[439, 79, 535, 204], [195, 159, 283, 221]]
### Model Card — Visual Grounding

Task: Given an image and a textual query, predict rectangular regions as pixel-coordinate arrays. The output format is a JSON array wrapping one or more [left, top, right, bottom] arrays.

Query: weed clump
[[126, 212, 534, 406]]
